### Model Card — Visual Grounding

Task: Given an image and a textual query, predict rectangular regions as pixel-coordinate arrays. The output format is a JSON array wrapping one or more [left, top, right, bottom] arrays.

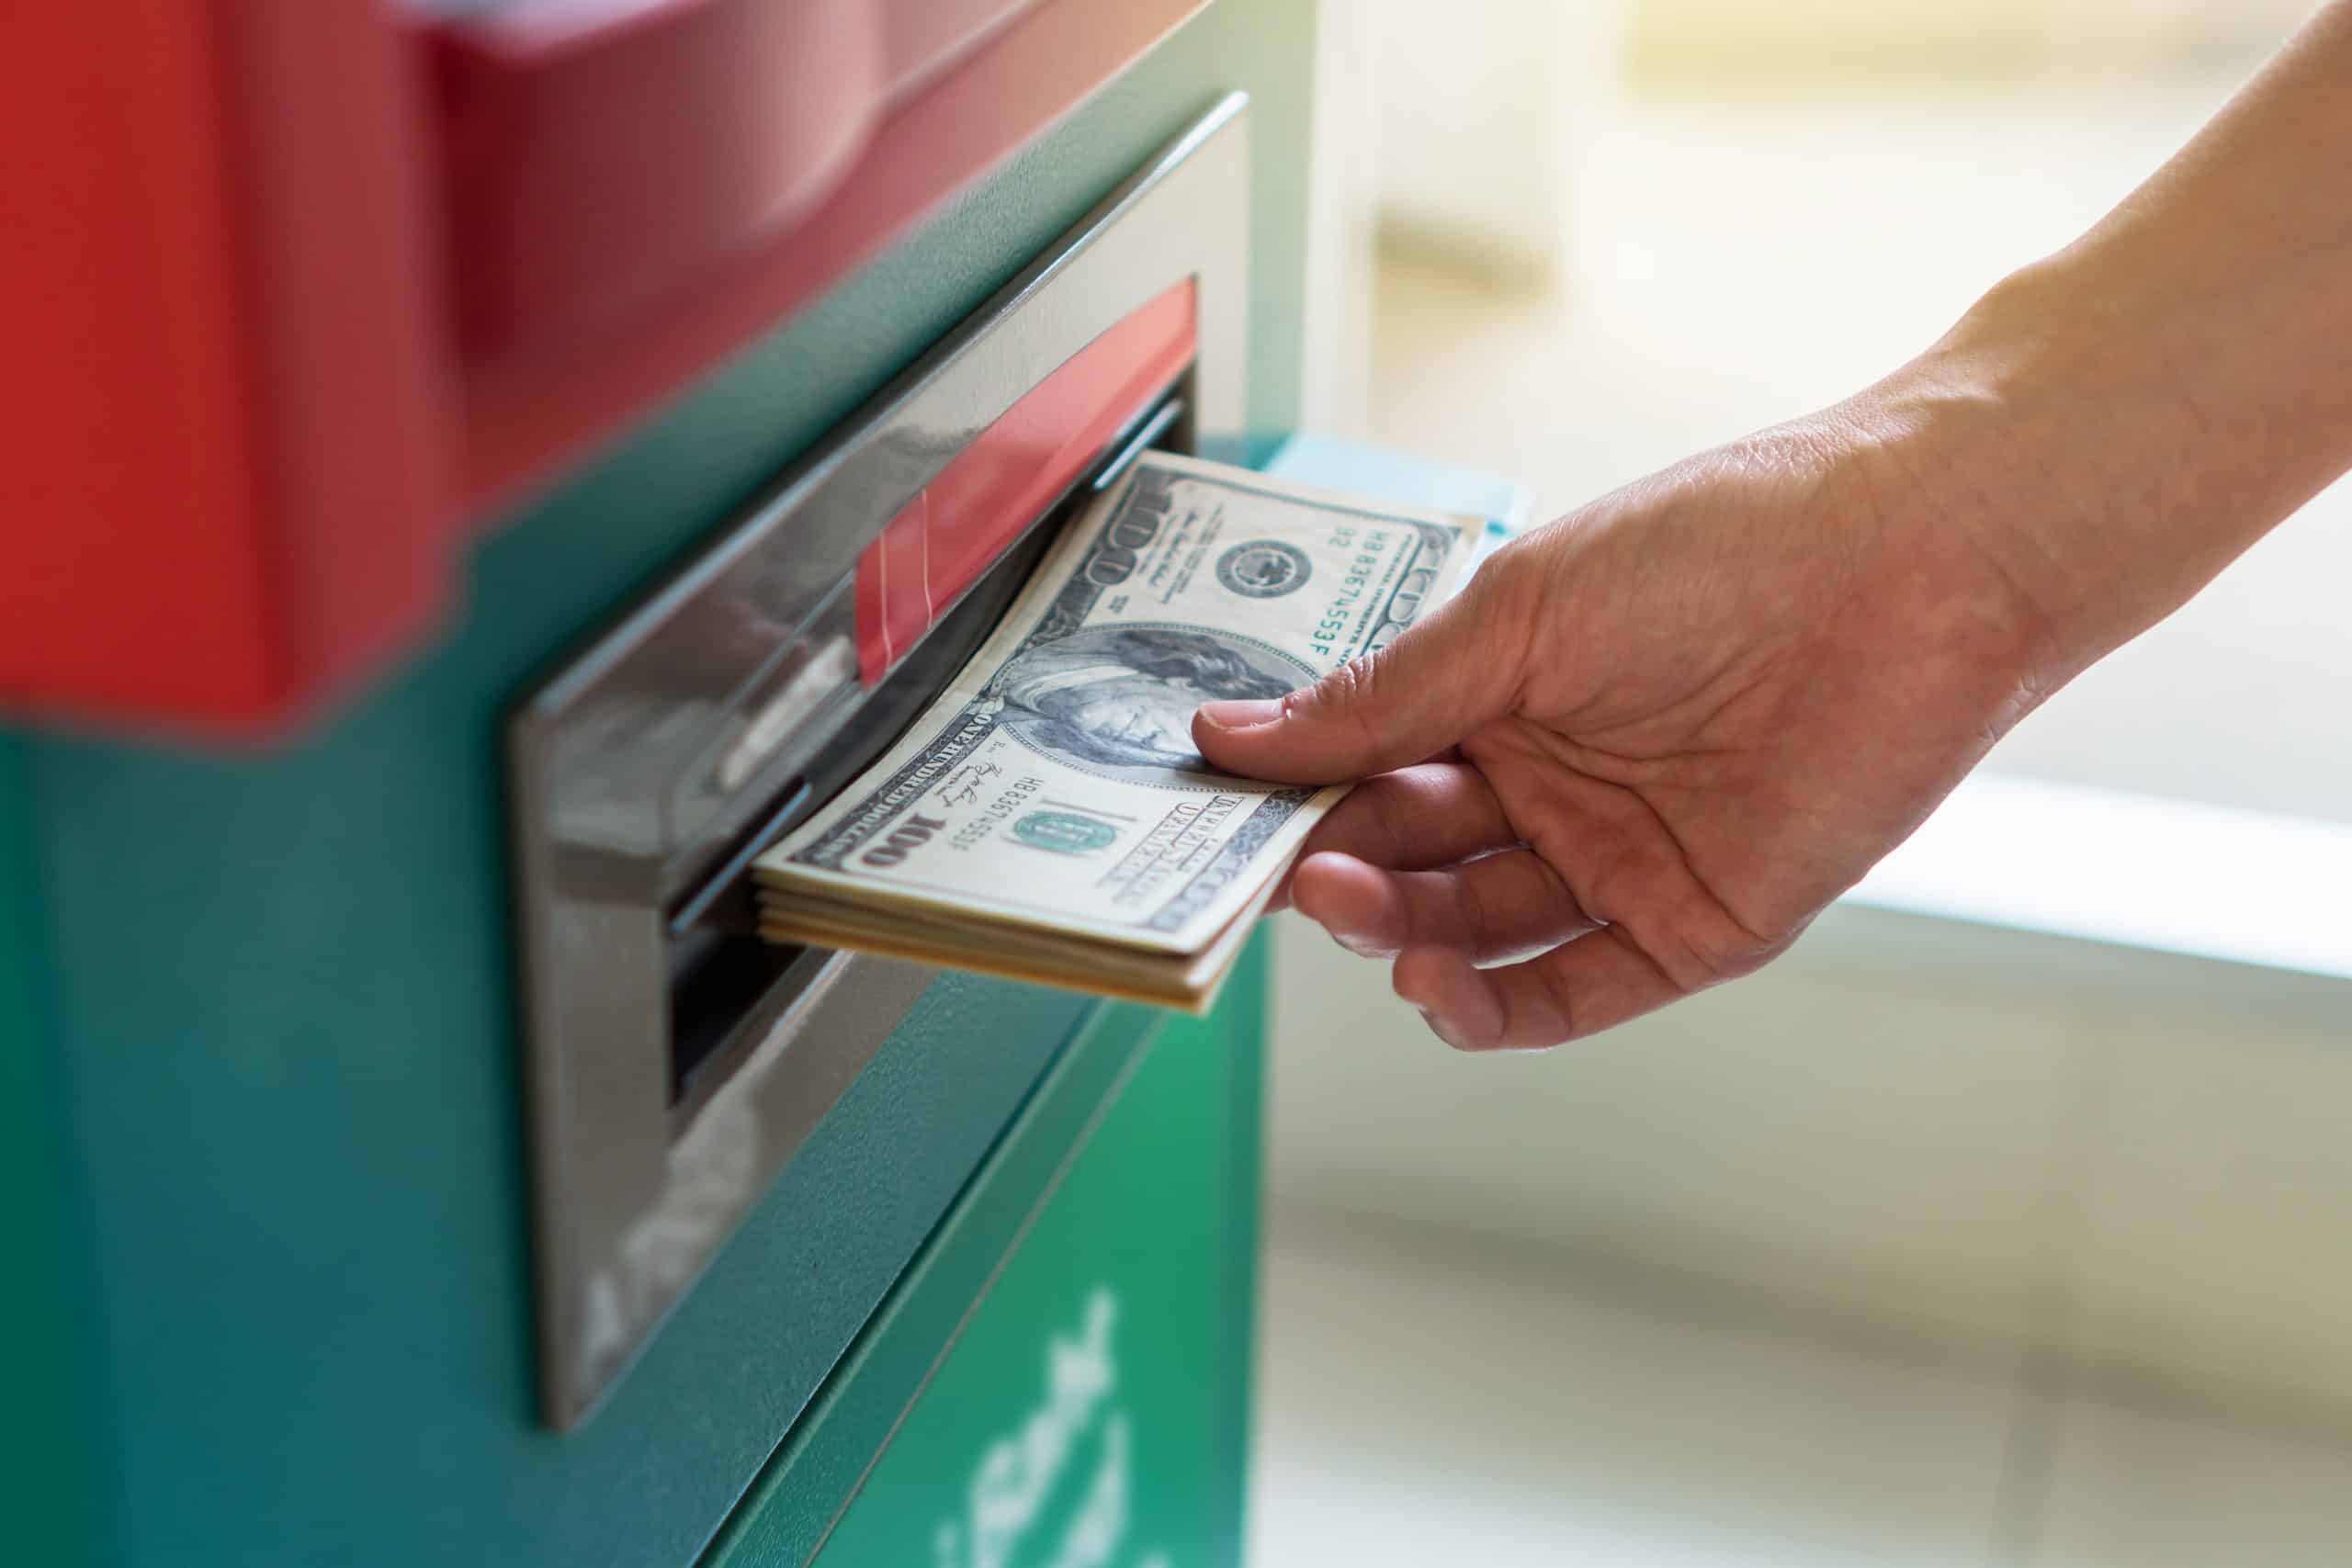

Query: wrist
[[1847, 265, 2193, 687]]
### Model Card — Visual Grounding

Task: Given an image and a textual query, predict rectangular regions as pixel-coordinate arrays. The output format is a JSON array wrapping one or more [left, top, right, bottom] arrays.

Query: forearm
[[1870, 1, 2352, 682]]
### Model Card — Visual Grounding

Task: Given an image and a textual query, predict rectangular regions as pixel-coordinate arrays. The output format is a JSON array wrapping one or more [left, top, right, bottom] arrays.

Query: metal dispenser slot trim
[[505, 95, 1249, 1428]]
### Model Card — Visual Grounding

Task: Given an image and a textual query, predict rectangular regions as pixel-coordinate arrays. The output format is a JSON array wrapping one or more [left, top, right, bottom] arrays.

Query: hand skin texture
[[1193, 2, 2352, 1051]]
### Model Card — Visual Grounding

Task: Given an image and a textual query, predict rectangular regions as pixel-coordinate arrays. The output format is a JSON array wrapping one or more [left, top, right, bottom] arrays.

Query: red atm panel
[[2, 1, 448, 732], [2, 0, 1205, 739], [855, 280, 1196, 683]]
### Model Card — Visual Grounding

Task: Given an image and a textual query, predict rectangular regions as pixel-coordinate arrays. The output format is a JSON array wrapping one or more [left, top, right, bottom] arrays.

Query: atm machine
[[0, 6, 1483, 1564]]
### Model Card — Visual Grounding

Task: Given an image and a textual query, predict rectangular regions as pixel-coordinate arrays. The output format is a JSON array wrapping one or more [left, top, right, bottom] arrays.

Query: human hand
[[1195, 0, 2352, 1050], [1193, 390, 2061, 1049]]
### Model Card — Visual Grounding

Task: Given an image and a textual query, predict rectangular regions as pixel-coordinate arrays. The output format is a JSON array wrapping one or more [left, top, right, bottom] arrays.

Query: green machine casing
[[0, 5, 1316, 1565]]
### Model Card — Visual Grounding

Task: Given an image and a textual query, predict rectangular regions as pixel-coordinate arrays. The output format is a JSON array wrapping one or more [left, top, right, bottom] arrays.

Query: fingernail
[[1197, 697, 1283, 730], [1416, 1008, 1476, 1053]]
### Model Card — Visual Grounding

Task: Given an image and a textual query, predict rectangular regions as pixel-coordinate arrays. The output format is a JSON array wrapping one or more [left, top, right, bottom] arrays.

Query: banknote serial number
[[947, 774, 1046, 852], [1309, 525, 1395, 652], [848, 772, 1069, 866]]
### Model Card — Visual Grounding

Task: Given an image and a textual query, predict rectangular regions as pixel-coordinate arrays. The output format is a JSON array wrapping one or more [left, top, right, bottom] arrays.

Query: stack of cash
[[752, 451, 1486, 1011]]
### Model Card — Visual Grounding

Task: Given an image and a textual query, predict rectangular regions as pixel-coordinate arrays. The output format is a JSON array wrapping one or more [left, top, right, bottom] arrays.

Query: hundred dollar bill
[[753, 451, 1485, 1008]]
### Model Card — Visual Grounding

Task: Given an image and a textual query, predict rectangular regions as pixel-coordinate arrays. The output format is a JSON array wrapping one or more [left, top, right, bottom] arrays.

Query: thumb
[[1193, 584, 1516, 784]]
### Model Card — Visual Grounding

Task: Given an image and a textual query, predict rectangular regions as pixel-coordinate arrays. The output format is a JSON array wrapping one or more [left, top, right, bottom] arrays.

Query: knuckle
[[1371, 774, 1419, 846], [1677, 908, 1795, 990], [1445, 861, 1487, 939], [1463, 547, 1543, 656], [1308, 652, 1390, 759], [1523, 962, 1579, 1050], [1298, 656, 1372, 727]]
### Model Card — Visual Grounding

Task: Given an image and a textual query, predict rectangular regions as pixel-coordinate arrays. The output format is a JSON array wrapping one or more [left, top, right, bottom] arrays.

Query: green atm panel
[[708, 942, 1265, 1567], [0, 4, 1316, 1565]]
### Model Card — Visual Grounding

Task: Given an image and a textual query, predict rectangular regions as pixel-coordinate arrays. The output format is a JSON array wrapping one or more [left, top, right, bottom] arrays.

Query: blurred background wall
[[1629, 0, 2312, 81], [1261, 3, 2352, 1562]]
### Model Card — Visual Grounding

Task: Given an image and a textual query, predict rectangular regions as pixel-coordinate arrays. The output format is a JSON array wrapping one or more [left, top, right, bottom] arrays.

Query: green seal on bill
[[1012, 810, 1118, 856]]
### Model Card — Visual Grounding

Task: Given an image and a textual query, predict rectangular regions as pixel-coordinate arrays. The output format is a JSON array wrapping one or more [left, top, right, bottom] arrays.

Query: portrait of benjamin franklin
[[985, 624, 1308, 774]]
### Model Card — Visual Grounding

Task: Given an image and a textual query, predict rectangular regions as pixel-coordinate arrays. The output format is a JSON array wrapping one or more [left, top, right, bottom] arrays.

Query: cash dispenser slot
[[504, 96, 1249, 1427], [660, 396, 1176, 1122]]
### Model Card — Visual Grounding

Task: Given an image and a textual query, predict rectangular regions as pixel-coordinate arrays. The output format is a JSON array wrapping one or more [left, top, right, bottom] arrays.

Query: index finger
[[1273, 762, 1518, 910]]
